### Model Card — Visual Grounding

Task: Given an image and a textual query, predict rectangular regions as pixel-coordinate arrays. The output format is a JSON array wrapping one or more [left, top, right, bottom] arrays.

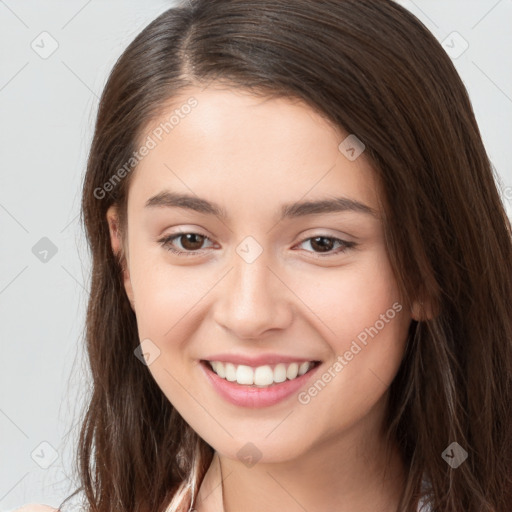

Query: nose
[[211, 251, 293, 340]]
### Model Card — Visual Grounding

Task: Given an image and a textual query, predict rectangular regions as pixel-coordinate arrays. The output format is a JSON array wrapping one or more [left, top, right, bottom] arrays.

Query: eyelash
[[157, 232, 356, 258]]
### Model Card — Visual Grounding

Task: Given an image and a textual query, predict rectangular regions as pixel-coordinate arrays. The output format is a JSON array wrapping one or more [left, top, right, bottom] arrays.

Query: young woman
[[19, 0, 512, 511]]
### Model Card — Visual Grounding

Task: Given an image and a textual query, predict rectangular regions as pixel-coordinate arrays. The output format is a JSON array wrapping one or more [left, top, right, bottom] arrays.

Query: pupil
[[311, 236, 333, 252], [179, 235, 335, 252], [182, 234, 203, 250]]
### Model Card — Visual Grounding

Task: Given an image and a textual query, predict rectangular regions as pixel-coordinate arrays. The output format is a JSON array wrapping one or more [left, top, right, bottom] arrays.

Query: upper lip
[[202, 353, 320, 367]]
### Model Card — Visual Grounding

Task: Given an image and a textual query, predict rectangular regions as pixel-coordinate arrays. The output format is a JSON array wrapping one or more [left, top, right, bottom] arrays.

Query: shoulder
[[13, 505, 59, 512]]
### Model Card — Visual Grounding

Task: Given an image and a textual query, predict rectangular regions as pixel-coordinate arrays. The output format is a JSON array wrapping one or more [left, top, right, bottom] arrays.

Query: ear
[[106, 205, 135, 310], [410, 298, 435, 321]]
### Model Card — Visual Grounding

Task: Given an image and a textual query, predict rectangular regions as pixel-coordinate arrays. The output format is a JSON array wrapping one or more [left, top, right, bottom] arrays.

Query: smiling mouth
[[201, 360, 321, 387]]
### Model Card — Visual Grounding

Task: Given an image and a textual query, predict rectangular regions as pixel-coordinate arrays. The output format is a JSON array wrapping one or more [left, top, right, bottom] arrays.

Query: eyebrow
[[145, 191, 378, 220]]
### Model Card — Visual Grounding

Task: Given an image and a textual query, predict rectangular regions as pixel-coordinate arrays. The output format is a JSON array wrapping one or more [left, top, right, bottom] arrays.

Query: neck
[[194, 398, 407, 512]]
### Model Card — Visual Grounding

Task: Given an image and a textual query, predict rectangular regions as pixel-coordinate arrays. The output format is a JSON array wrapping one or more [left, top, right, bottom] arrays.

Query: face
[[107, 85, 415, 463]]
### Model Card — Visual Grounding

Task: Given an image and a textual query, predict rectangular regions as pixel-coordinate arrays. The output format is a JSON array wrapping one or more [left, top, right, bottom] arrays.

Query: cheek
[[124, 234, 411, 456], [126, 247, 210, 410], [290, 252, 408, 408], [292, 250, 404, 354], [127, 241, 210, 338]]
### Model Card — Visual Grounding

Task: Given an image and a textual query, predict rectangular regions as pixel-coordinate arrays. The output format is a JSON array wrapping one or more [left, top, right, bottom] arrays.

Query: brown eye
[[296, 236, 356, 257], [310, 236, 335, 252], [159, 232, 214, 256], [178, 233, 206, 251]]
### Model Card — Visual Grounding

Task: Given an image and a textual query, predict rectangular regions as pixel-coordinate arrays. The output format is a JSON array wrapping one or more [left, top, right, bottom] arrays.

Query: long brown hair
[[61, 0, 512, 510]]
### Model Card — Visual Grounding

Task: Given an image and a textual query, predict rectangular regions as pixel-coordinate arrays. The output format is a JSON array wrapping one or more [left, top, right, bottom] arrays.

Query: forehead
[[127, 85, 380, 217]]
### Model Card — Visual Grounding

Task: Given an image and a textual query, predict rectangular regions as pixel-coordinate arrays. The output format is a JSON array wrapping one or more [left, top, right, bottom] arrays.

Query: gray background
[[0, 1, 511, 510]]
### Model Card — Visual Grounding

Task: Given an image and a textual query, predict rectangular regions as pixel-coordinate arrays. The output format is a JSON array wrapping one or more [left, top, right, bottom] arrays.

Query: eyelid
[[158, 229, 215, 255], [292, 235, 356, 257], [158, 229, 357, 258], [293, 228, 356, 245]]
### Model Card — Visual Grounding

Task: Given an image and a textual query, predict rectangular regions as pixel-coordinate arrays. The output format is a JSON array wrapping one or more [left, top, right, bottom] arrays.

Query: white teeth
[[298, 362, 310, 376], [254, 365, 274, 386], [225, 363, 237, 382], [208, 360, 316, 386], [273, 363, 287, 383], [236, 365, 254, 385], [286, 362, 299, 379], [215, 361, 226, 378]]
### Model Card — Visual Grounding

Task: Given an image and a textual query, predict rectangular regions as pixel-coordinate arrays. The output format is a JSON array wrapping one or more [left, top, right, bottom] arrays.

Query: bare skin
[[105, 84, 421, 512]]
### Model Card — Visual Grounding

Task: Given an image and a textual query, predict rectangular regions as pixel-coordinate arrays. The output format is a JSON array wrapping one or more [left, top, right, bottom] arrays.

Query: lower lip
[[200, 361, 321, 408]]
